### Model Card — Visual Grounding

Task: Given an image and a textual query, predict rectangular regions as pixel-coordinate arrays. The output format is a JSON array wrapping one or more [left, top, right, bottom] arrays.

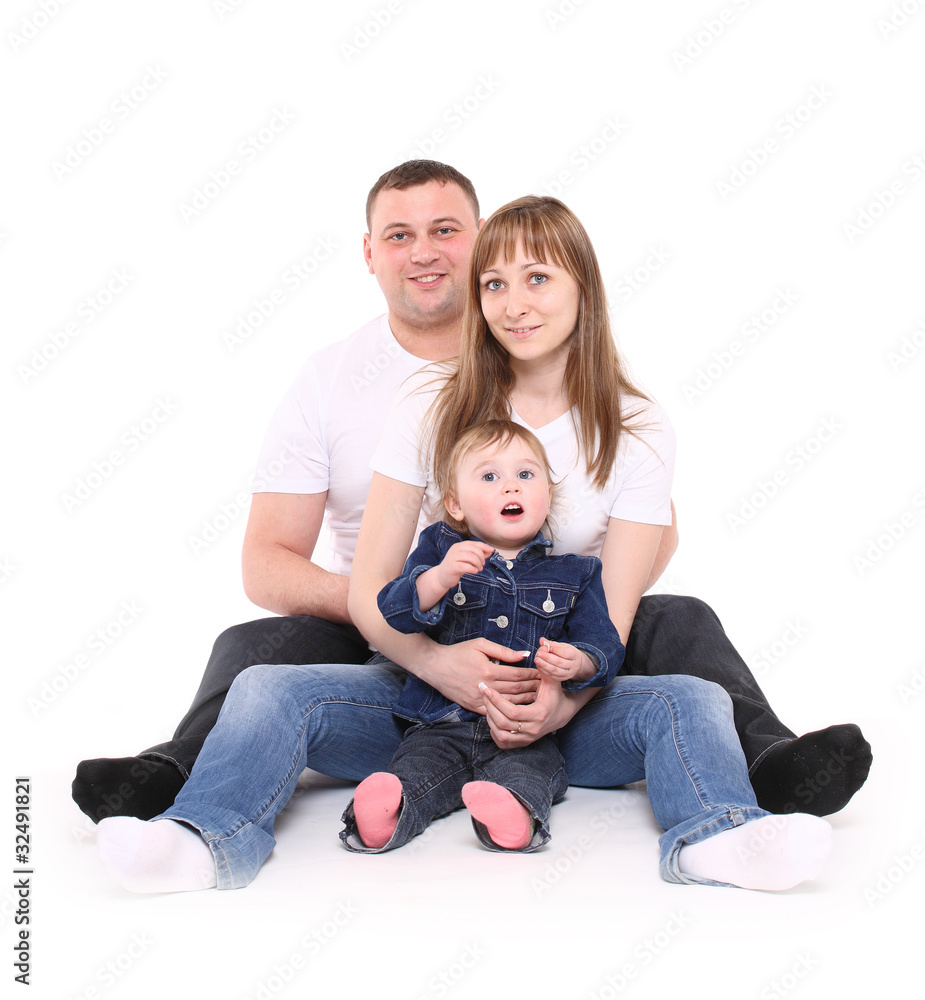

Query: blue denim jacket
[[377, 522, 625, 724]]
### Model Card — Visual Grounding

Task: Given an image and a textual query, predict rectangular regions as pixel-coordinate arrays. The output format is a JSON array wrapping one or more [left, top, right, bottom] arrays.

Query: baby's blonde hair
[[438, 419, 559, 537]]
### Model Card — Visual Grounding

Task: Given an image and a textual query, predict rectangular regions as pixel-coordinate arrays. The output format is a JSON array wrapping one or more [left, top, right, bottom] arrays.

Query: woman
[[97, 197, 832, 892]]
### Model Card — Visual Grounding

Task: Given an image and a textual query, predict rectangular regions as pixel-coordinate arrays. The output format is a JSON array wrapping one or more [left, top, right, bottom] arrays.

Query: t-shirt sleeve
[[251, 362, 330, 495], [609, 400, 676, 525], [369, 367, 446, 488]]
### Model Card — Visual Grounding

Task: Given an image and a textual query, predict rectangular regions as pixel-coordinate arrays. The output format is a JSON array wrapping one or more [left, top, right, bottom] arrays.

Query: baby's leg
[[466, 729, 568, 852], [341, 719, 472, 853], [96, 817, 217, 893]]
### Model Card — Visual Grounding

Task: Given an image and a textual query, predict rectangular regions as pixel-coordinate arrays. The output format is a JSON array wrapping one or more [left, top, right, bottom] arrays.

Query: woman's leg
[[98, 659, 407, 891], [557, 674, 831, 888]]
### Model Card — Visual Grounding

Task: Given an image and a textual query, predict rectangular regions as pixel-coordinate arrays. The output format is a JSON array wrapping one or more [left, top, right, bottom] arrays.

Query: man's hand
[[534, 637, 595, 683], [478, 672, 594, 749]]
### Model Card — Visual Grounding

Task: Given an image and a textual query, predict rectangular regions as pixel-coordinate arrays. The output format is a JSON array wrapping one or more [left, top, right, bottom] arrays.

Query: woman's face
[[478, 244, 580, 370]]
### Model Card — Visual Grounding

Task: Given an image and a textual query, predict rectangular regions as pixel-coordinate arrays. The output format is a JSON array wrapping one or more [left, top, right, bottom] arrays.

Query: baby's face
[[445, 438, 551, 555]]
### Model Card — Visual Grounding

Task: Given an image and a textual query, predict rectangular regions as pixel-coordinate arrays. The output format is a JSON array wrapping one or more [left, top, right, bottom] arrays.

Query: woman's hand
[[421, 639, 539, 714], [478, 673, 595, 748]]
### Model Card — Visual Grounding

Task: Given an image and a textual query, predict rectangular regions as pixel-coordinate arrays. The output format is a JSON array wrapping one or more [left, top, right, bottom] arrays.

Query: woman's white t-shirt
[[371, 367, 676, 559]]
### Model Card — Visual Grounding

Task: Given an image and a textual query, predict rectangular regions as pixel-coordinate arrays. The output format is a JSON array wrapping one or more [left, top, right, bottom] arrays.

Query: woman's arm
[[348, 472, 540, 712], [479, 515, 664, 747], [644, 499, 678, 591]]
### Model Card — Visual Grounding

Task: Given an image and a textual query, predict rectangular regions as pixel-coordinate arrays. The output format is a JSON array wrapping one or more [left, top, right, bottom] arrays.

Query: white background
[[4, 1, 924, 997]]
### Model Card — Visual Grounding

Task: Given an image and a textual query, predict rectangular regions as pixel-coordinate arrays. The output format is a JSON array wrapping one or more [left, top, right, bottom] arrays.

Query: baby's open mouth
[[501, 504, 523, 518]]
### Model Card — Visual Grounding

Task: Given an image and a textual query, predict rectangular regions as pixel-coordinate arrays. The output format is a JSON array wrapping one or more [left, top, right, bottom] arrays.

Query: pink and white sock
[[353, 772, 403, 848], [97, 816, 217, 893], [678, 813, 833, 890], [462, 781, 533, 850]]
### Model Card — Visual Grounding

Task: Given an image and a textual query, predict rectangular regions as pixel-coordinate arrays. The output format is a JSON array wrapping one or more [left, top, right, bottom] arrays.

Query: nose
[[504, 285, 528, 318], [410, 235, 439, 265], [502, 477, 521, 493]]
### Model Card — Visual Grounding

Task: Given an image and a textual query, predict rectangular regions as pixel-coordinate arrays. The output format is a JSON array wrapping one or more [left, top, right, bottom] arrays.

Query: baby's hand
[[534, 637, 594, 683], [434, 540, 495, 591]]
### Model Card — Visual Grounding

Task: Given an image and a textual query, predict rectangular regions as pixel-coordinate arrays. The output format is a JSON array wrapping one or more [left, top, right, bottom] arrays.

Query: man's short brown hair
[[365, 160, 480, 231]]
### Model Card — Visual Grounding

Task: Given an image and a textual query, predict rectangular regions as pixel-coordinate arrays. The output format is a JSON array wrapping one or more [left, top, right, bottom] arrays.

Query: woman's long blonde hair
[[429, 195, 651, 491]]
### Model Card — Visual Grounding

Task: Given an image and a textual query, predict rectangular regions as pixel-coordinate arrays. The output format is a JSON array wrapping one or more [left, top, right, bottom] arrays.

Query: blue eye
[[483, 279, 503, 291], [528, 274, 548, 285], [481, 472, 499, 482], [518, 470, 534, 479]]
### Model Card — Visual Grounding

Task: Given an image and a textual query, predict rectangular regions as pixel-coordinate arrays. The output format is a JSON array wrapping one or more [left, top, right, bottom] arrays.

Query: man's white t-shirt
[[251, 315, 428, 575], [371, 366, 676, 559]]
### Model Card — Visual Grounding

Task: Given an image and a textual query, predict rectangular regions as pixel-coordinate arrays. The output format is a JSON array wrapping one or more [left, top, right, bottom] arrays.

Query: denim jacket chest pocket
[[442, 580, 491, 642], [516, 585, 576, 647]]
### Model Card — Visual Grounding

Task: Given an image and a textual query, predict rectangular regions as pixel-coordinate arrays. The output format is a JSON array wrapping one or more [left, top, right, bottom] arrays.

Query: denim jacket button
[[489, 615, 509, 628], [505, 560, 513, 569]]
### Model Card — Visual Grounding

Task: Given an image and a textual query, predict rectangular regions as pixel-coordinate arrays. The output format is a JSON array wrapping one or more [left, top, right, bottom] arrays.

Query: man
[[73, 160, 871, 824]]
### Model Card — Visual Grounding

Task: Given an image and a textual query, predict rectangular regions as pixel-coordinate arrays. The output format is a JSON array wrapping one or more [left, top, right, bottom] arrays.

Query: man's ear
[[363, 233, 374, 274], [445, 492, 464, 523]]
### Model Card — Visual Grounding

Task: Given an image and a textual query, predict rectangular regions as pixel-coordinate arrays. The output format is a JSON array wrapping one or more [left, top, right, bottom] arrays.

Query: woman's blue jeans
[[156, 662, 768, 889]]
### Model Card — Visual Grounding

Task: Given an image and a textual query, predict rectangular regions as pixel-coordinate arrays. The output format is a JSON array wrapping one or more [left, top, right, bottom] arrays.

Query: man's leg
[[622, 595, 872, 815], [73, 616, 370, 823]]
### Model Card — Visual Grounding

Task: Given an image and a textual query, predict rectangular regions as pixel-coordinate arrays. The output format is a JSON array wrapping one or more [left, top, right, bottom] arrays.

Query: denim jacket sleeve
[[558, 557, 625, 691], [376, 524, 454, 634]]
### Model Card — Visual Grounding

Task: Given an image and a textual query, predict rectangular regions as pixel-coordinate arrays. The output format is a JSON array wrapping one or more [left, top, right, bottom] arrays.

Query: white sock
[[678, 813, 833, 890], [97, 817, 217, 893]]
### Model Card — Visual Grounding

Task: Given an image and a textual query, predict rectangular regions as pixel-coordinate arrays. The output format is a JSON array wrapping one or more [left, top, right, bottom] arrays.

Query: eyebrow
[[480, 261, 545, 276], [379, 216, 467, 236]]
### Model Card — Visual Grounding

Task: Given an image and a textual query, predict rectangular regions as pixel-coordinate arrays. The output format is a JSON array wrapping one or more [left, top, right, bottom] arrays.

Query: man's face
[[364, 180, 481, 334]]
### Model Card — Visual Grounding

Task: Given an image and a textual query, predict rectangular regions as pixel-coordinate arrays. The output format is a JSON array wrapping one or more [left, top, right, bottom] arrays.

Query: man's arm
[[241, 491, 351, 623]]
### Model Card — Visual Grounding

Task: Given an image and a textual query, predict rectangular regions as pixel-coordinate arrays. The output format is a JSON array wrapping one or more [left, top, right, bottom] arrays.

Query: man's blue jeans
[[339, 717, 569, 854], [156, 662, 768, 889]]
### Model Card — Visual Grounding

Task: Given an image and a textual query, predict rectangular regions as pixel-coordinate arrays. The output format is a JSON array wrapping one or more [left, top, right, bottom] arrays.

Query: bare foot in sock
[[354, 772, 403, 849], [462, 781, 533, 850], [97, 817, 217, 893], [749, 723, 872, 816], [678, 813, 832, 890], [73, 757, 186, 823]]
